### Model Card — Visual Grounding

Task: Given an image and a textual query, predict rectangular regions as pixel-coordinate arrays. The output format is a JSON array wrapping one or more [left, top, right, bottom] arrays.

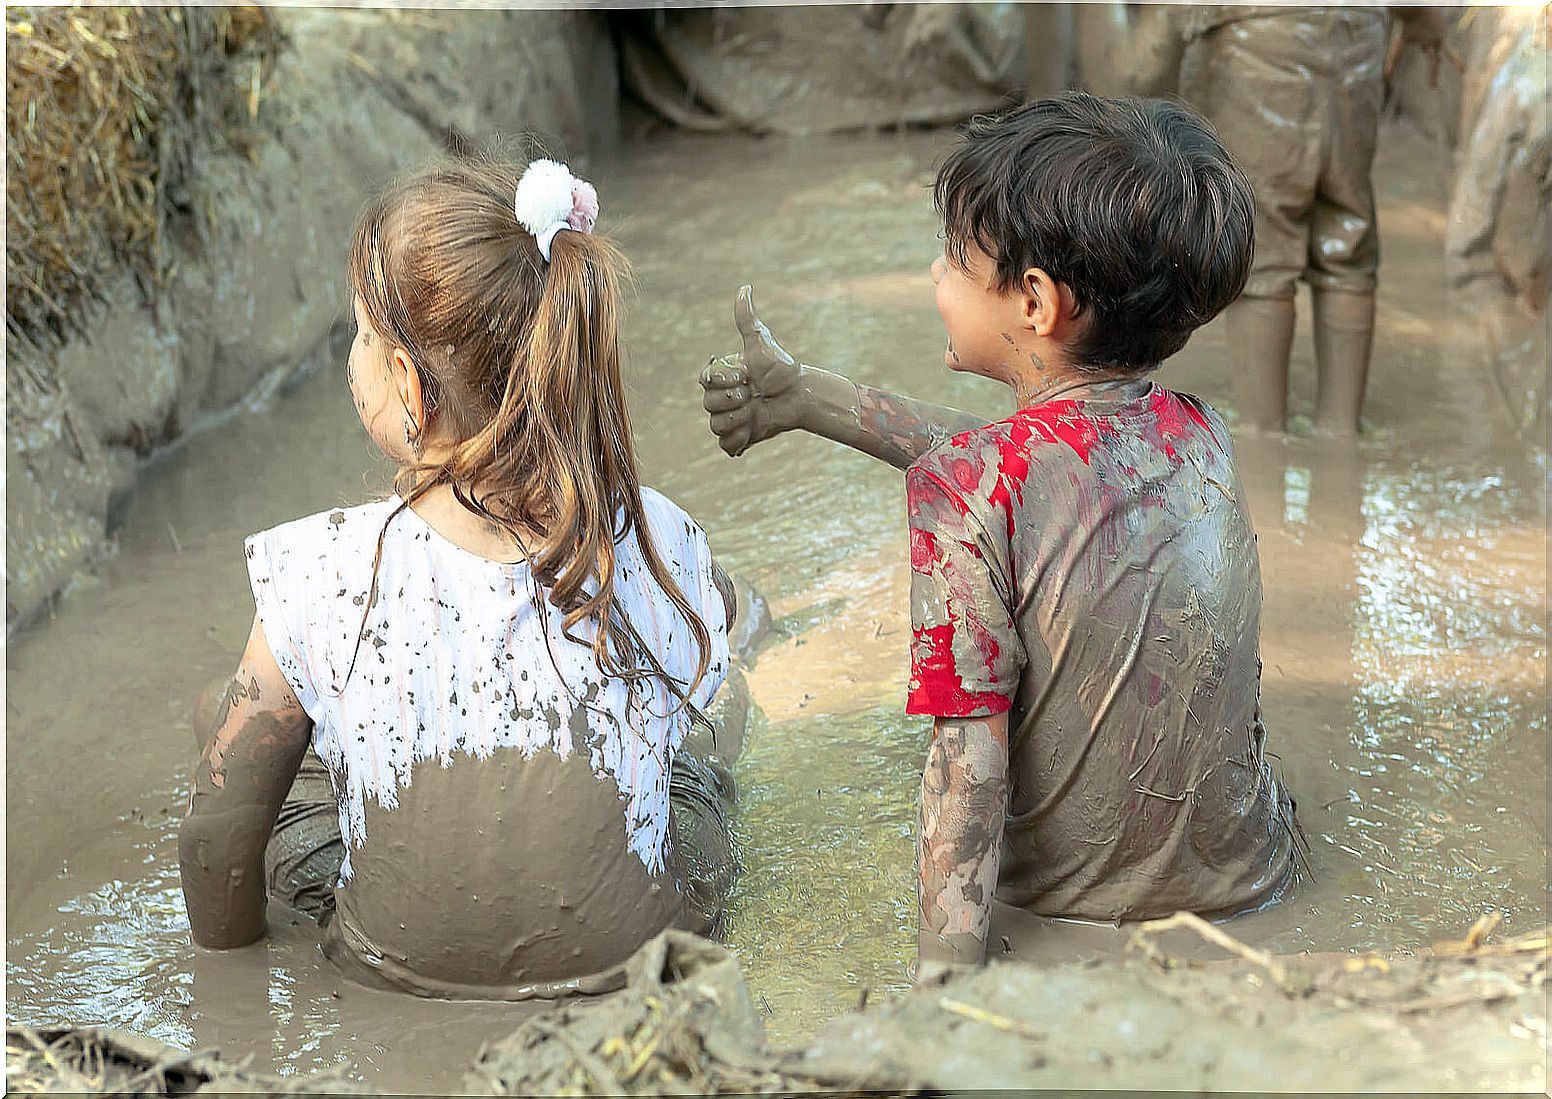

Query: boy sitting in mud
[[702, 93, 1303, 968]]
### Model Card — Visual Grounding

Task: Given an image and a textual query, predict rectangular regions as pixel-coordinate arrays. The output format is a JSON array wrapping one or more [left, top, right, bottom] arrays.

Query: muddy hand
[[699, 285, 804, 458]]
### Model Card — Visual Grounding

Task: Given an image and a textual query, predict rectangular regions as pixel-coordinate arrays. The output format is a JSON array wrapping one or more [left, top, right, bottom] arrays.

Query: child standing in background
[[1187, 5, 1450, 436]]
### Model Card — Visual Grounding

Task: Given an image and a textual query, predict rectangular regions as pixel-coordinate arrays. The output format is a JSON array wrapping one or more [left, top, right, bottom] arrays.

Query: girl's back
[[248, 489, 727, 996], [181, 156, 736, 999]]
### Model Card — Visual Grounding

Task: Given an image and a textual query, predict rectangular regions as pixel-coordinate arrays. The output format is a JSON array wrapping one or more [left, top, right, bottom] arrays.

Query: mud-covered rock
[[462, 922, 1546, 1095], [459, 921, 1546, 1095]]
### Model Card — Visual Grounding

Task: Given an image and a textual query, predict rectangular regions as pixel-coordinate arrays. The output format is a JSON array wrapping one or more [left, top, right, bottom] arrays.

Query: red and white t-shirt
[[903, 383, 1295, 921]]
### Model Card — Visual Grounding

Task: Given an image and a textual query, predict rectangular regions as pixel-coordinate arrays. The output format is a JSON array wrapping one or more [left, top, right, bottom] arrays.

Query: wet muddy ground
[[6, 122, 1546, 1089]]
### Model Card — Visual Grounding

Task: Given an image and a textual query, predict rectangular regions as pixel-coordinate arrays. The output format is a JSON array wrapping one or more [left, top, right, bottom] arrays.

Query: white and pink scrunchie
[[513, 158, 599, 262]]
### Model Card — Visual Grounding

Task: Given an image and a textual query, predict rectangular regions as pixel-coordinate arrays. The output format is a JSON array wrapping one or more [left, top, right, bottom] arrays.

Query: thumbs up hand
[[699, 285, 805, 457]]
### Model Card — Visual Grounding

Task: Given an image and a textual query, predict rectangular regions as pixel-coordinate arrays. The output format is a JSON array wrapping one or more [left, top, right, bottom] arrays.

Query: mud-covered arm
[[701, 286, 986, 471], [906, 460, 1021, 969], [180, 615, 312, 949], [917, 713, 1010, 968]]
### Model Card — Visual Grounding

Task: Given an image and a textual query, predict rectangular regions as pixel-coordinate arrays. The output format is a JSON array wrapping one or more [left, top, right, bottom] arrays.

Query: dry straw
[[5, 5, 275, 354], [6, 1025, 372, 1095]]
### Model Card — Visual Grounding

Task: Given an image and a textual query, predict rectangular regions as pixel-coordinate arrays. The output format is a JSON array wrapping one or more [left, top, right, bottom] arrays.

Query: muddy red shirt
[[905, 382, 1295, 921]]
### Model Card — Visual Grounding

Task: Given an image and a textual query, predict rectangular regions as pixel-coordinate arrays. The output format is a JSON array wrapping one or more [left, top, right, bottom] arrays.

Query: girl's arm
[[180, 615, 313, 949], [917, 712, 1010, 969], [700, 286, 987, 471]]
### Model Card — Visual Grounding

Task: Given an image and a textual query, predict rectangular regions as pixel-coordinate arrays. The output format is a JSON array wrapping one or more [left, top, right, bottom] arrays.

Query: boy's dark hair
[[934, 92, 1255, 373]]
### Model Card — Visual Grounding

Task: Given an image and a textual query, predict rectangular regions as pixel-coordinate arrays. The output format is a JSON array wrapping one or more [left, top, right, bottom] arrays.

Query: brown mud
[[5, 122, 1546, 1088], [11, 920, 1547, 1095]]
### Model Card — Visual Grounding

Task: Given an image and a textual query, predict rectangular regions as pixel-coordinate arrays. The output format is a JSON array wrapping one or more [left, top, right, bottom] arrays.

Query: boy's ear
[[392, 348, 427, 425], [1019, 268, 1074, 338]]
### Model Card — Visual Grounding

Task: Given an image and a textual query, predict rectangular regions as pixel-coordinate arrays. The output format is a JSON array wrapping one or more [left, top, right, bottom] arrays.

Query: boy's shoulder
[[908, 387, 1230, 511]]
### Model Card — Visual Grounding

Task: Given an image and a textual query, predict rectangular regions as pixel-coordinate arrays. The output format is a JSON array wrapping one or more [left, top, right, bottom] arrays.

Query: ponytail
[[520, 231, 714, 708], [351, 159, 713, 710]]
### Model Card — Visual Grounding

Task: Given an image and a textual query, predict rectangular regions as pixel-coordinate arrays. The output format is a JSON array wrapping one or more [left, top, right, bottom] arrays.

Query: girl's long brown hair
[[347, 157, 711, 706]]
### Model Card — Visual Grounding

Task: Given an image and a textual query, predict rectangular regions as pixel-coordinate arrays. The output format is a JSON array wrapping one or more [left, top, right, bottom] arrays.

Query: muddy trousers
[[1197, 10, 1387, 300]]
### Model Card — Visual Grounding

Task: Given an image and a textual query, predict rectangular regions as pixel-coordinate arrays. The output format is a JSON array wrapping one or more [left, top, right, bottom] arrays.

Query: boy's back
[[701, 93, 1303, 965], [906, 380, 1295, 920]]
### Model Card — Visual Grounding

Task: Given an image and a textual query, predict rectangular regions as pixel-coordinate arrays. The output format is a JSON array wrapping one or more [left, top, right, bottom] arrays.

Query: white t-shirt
[[245, 487, 730, 885]]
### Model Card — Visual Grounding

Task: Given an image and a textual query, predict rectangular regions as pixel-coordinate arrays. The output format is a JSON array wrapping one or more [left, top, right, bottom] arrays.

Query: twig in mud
[[118, 1046, 220, 1094], [1431, 914, 1552, 959], [1442, 911, 1501, 951], [622, 1031, 662, 1081], [167, 521, 183, 555], [1134, 783, 1192, 802], [1127, 736, 1162, 781], [1392, 987, 1521, 1015], [938, 997, 1044, 1040], [15, 1028, 79, 1086], [1128, 910, 1295, 992]]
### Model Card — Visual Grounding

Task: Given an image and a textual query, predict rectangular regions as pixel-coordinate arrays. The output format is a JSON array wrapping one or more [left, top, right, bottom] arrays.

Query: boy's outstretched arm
[[700, 286, 987, 472], [917, 712, 1010, 969], [180, 615, 312, 949]]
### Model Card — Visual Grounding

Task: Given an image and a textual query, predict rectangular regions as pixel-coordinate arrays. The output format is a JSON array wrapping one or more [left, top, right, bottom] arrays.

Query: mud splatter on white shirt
[[245, 488, 729, 884]]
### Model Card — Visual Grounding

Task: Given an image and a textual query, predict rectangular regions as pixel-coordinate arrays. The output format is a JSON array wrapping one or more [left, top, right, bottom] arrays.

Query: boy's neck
[[1012, 363, 1152, 410], [1003, 332, 1153, 408]]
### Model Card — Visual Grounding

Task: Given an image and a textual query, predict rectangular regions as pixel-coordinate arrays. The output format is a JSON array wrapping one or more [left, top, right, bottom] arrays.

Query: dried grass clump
[[6, 1025, 373, 1096], [466, 931, 909, 1097], [5, 6, 276, 352], [6, 1026, 221, 1095]]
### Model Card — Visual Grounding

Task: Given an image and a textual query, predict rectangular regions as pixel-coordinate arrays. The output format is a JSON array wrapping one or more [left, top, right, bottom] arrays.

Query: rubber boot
[[1225, 295, 1296, 435], [1312, 289, 1376, 437]]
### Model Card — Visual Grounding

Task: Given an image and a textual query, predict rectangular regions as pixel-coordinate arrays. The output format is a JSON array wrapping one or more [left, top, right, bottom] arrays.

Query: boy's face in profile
[[930, 242, 1027, 391]]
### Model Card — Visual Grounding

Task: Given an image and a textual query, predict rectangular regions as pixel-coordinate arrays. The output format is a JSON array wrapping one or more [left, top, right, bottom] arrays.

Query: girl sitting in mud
[[180, 157, 743, 999], [703, 94, 1307, 969]]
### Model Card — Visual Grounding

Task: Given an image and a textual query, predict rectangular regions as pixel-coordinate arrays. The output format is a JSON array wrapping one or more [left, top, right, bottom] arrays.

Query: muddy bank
[[12, 924, 1546, 1094], [472, 924, 1550, 1094], [792, 920, 1549, 1093], [5, 6, 618, 632]]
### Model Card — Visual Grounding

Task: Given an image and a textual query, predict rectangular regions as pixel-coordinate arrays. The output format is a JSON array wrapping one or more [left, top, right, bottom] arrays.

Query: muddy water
[[6, 124, 1545, 1086]]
